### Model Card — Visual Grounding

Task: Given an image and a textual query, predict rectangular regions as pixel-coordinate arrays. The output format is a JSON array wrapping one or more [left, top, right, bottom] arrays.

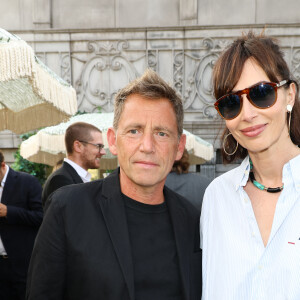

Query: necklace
[[249, 160, 284, 193]]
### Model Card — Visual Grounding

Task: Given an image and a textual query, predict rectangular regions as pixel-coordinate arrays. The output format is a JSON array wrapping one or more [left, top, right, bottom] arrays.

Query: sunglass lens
[[249, 83, 276, 108], [218, 94, 241, 119]]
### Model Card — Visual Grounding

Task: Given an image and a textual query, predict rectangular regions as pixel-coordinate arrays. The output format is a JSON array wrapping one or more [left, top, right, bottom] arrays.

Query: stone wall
[[1, 0, 300, 178], [1, 24, 300, 178], [1, 0, 300, 30]]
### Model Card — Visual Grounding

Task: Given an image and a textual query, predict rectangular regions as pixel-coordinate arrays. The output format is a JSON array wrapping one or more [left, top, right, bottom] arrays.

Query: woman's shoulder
[[210, 165, 240, 184], [204, 164, 244, 201]]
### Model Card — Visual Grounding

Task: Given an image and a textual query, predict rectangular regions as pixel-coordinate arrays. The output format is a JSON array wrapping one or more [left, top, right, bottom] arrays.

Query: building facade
[[1, 0, 300, 178]]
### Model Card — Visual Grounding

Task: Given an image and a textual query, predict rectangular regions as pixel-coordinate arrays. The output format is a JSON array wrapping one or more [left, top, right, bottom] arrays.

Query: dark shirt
[[123, 194, 183, 300]]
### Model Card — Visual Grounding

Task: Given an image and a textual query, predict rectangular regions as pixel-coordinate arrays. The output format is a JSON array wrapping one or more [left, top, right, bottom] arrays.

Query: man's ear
[[175, 134, 186, 161], [107, 127, 117, 156], [73, 140, 83, 153]]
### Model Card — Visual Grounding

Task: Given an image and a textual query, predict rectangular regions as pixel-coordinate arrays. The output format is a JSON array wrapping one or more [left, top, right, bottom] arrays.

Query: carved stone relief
[[2, 26, 300, 178], [73, 40, 141, 113], [31, 30, 300, 126], [291, 48, 300, 82], [70, 36, 230, 118]]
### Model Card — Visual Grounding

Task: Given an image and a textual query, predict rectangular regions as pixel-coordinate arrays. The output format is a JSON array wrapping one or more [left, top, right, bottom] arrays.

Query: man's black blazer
[[27, 169, 202, 300], [0, 168, 43, 277], [42, 161, 83, 209]]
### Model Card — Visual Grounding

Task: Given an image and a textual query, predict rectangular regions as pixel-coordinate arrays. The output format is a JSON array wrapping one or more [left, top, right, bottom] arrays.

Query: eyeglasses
[[78, 140, 105, 152], [214, 80, 289, 120]]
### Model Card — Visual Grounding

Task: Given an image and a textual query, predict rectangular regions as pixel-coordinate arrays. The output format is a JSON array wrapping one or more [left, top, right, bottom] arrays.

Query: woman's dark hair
[[213, 31, 300, 164], [0, 150, 4, 164], [171, 148, 190, 174], [113, 69, 184, 138]]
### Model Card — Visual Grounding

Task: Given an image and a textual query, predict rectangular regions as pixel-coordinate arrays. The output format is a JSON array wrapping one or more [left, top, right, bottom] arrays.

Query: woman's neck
[[248, 142, 300, 187]]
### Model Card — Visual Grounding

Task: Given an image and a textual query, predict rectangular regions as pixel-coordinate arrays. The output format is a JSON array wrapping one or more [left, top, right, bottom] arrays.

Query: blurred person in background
[[51, 159, 63, 173], [165, 148, 211, 211], [42, 122, 106, 211], [0, 150, 43, 300]]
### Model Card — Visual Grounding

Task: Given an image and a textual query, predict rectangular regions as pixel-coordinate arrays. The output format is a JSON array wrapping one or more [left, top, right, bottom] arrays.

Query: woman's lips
[[240, 124, 266, 137]]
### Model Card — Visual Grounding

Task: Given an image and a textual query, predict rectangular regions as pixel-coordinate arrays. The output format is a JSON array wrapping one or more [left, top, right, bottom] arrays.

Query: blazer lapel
[[98, 170, 135, 300], [165, 188, 191, 300], [63, 162, 84, 184], [1, 168, 17, 205]]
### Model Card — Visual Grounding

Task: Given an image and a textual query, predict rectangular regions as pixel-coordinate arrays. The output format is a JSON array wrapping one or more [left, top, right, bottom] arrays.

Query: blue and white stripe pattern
[[200, 155, 300, 300]]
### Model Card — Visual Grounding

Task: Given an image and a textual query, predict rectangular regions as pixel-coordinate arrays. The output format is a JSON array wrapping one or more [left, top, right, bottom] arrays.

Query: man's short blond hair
[[113, 69, 184, 137]]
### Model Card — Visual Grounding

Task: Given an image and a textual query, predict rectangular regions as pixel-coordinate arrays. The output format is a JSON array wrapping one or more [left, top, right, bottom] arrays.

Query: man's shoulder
[[45, 162, 78, 184], [53, 162, 75, 176], [206, 164, 240, 190], [164, 185, 200, 215], [9, 168, 40, 183], [55, 178, 102, 195], [47, 168, 71, 181], [50, 170, 120, 207], [166, 172, 211, 187]]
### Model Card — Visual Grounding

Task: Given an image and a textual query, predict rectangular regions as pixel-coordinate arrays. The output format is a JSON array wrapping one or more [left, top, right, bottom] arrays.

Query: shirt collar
[[283, 153, 300, 193], [233, 156, 250, 191], [233, 154, 300, 193], [64, 158, 92, 182], [1, 164, 9, 187]]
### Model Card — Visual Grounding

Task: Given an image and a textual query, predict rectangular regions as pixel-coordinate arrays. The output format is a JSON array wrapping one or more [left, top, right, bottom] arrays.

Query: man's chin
[[87, 163, 100, 170], [132, 176, 165, 188]]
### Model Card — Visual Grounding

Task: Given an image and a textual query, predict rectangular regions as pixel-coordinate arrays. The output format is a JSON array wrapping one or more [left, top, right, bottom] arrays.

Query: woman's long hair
[[213, 31, 300, 164]]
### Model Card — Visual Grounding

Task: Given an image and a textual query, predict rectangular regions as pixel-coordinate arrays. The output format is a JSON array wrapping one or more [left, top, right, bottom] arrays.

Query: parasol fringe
[[0, 40, 77, 116], [185, 137, 214, 162], [20, 130, 118, 169], [0, 40, 33, 81], [0, 104, 70, 134], [32, 63, 77, 115]]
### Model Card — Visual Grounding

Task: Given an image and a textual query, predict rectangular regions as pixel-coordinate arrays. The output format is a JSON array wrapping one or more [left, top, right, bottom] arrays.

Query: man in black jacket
[[42, 122, 106, 211], [0, 150, 43, 300], [27, 69, 202, 300]]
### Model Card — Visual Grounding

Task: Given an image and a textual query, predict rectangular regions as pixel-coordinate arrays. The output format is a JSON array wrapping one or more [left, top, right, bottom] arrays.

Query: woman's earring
[[223, 132, 239, 156], [287, 104, 292, 135]]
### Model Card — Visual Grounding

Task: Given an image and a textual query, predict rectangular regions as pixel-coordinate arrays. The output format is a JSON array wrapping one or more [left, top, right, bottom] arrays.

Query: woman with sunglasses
[[201, 31, 300, 299]]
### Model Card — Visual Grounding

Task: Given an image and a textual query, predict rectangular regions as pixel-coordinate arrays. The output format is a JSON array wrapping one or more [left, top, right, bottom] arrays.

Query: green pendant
[[253, 179, 265, 190], [249, 158, 284, 193]]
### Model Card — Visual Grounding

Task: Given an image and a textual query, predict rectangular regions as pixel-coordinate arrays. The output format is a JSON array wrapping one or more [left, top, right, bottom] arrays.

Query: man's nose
[[99, 148, 106, 155], [139, 132, 155, 153]]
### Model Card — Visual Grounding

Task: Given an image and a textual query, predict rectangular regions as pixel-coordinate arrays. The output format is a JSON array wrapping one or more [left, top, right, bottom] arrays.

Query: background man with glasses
[[42, 122, 106, 211]]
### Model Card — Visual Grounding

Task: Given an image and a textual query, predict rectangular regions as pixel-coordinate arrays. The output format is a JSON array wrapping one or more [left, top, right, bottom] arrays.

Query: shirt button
[[244, 198, 248, 203], [252, 232, 255, 237], [258, 265, 263, 270]]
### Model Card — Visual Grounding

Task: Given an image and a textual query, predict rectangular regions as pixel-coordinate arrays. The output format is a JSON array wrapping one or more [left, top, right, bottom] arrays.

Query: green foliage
[[74, 110, 87, 116], [12, 132, 49, 185], [75, 107, 102, 115]]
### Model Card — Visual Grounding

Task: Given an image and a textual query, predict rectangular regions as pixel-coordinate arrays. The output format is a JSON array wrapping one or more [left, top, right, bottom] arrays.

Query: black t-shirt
[[123, 194, 183, 300]]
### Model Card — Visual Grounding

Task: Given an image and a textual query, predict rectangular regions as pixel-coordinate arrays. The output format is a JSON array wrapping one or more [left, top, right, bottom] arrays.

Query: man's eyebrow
[[121, 124, 175, 134], [122, 123, 143, 130], [153, 126, 176, 135]]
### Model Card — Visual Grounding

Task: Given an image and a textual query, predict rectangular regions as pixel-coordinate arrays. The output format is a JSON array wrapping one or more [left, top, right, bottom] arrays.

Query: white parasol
[[20, 113, 116, 170], [0, 28, 77, 133], [20, 112, 214, 169]]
